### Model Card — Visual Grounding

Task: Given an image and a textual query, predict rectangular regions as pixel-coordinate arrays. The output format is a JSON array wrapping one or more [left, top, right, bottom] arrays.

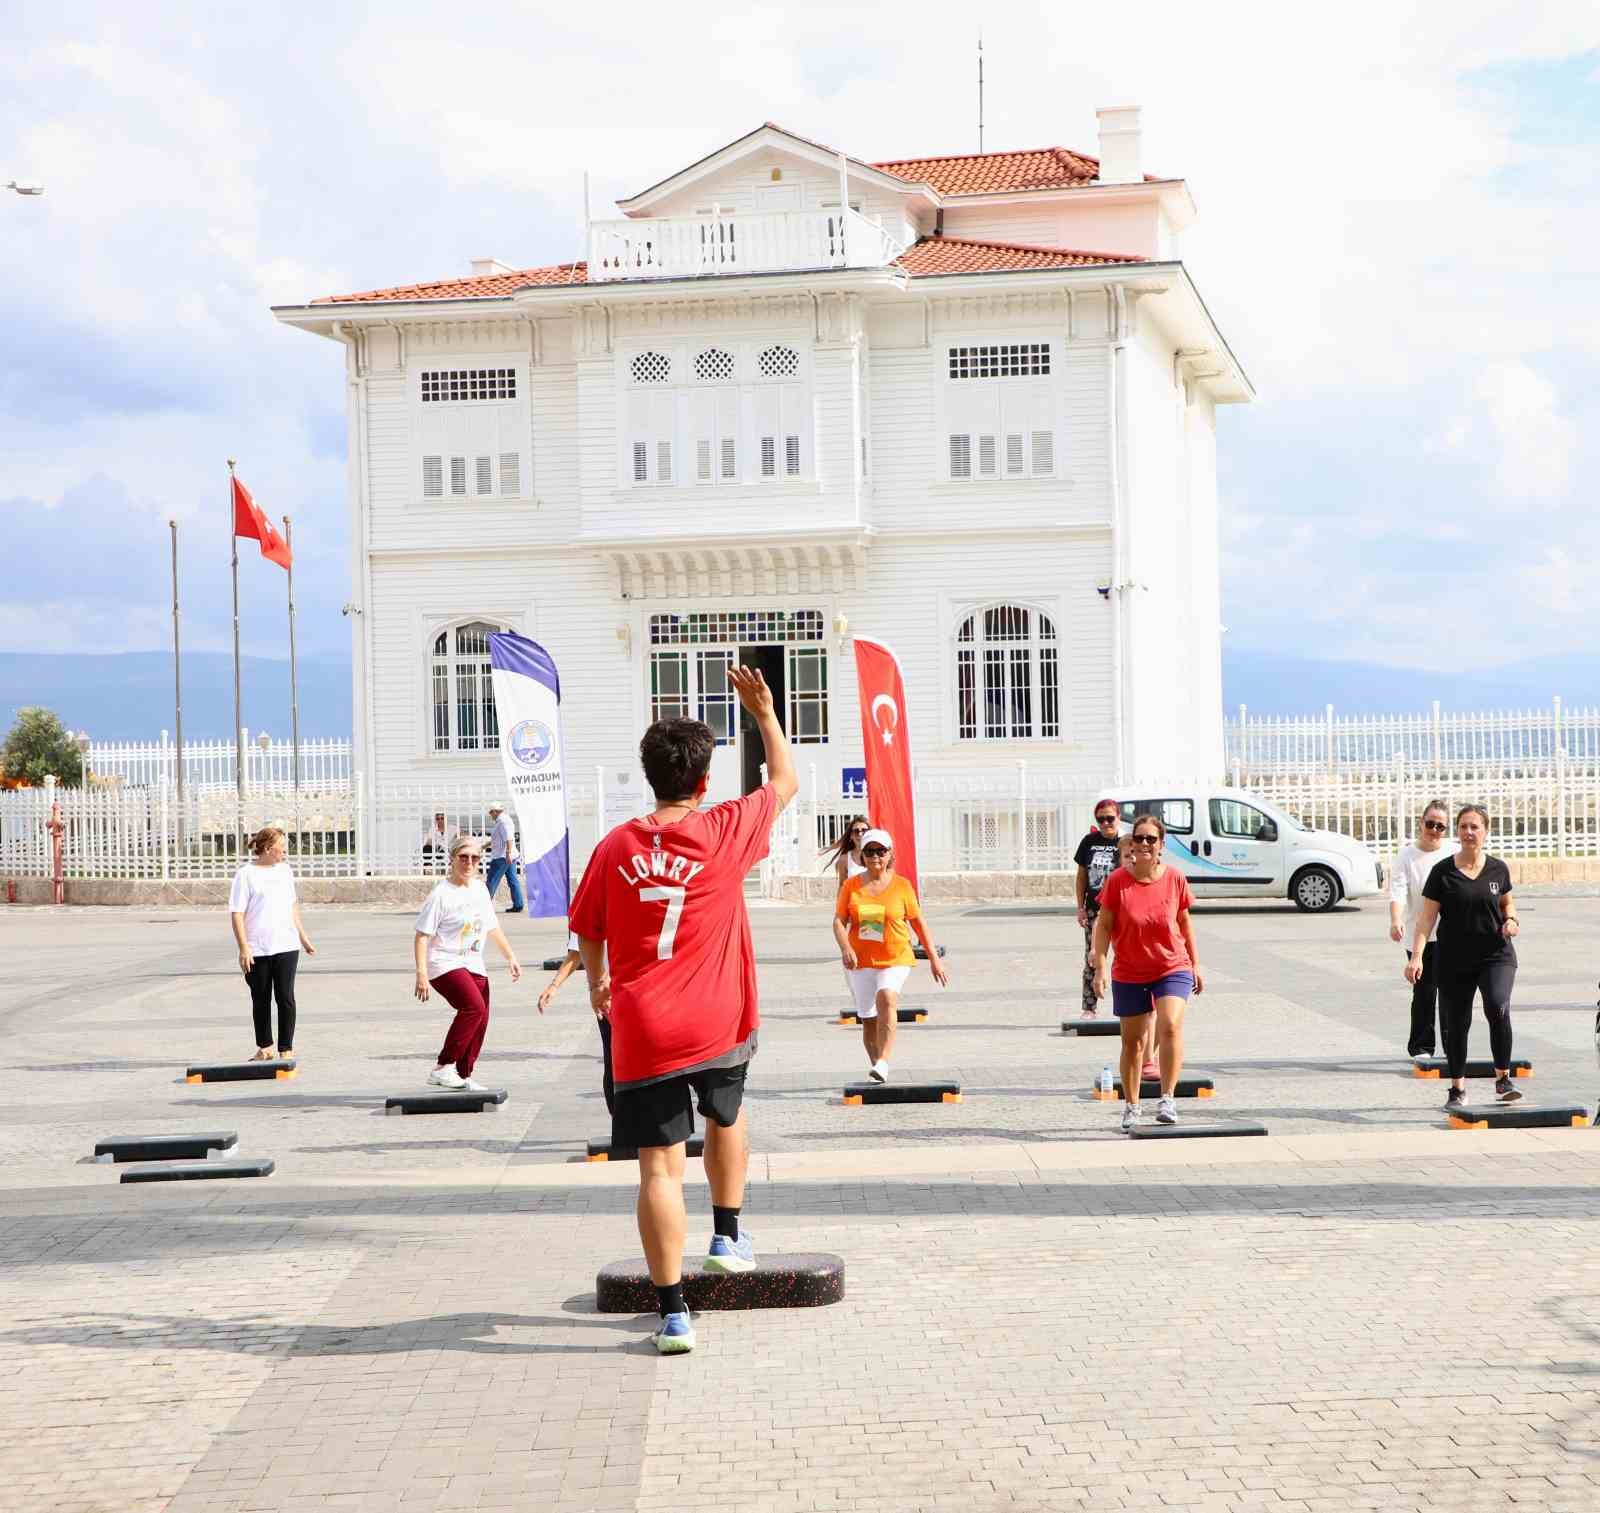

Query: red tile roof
[[308, 237, 1142, 305], [310, 263, 587, 305], [896, 236, 1143, 275], [874, 146, 1101, 195]]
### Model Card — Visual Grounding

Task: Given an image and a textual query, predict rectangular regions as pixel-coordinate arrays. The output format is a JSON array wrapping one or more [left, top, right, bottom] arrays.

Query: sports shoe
[[1494, 1076, 1523, 1104], [1155, 1095, 1178, 1125], [1445, 1086, 1466, 1110], [870, 1059, 890, 1083], [1120, 1104, 1141, 1133], [653, 1311, 695, 1354], [460, 1076, 488, 1093], [428, 1065, 466, 1089], [705, 1230, 757, 1273]]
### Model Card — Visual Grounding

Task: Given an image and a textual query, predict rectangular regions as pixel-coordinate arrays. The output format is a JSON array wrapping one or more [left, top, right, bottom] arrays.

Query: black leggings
[[1437, 956, 1515, 1079], [597, 1014, 615, 1116], [246, 950, 298, 1052]]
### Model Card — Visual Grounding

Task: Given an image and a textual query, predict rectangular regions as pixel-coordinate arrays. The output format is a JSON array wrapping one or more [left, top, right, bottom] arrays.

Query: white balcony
[[587, 208, 905, 282]]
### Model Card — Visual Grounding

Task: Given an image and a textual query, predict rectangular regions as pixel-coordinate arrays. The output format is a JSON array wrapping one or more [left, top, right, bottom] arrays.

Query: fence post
[[1016, 759, 1028, 873], [1233, 702, 1246, 788], [1430, 700, 1442, 780], [1554, 695, 1566, 859]]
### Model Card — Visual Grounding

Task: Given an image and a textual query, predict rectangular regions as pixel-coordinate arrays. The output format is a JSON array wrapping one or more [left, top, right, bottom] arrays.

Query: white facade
[[275, 119, 1251, 868]]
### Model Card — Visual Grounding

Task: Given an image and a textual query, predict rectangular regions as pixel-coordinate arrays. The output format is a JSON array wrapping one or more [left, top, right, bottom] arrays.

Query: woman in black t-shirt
[[1074, 802, 1125, 1018], [1405, 804, 1522, 1109]]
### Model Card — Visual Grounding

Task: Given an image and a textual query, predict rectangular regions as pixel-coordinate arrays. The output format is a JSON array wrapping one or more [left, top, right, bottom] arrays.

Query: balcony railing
[[587, 207, 905, 282]]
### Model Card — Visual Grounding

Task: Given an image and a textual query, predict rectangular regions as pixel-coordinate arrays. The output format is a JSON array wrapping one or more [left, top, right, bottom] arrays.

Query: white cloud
[[1474, 360, 1576, 499]]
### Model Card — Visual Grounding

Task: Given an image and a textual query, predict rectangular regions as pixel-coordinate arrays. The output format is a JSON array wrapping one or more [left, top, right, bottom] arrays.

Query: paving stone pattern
[[1, 893, 1598, 1510]]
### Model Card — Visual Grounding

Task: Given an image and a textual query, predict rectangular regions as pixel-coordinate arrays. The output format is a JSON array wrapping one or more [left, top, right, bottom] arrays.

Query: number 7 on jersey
[[639, 886, 686, 960]]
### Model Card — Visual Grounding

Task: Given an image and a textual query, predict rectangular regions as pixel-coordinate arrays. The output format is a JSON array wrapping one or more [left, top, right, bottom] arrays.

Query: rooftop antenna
[[977, 32, 984, 153]]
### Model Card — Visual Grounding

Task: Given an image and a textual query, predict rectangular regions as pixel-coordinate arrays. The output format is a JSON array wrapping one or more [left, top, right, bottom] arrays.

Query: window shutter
[[1005, 434, 1025, 476], [499, 452, 521, 496], [977, 435, 998, 478], [760, 436, 776, 477], [720, 437, 737, 480], [657, 440, 673, 483], [1030, 430, 1054, 476], [697, 439, 712, 481], [449, 457, 467, 496], [474, 456, 493, 496], [422, 456, 443, 498], [785, 434, 801, 476], [949, 435, 972, 478], [716, 390, 740, 482], [632, 442, 648, 482]]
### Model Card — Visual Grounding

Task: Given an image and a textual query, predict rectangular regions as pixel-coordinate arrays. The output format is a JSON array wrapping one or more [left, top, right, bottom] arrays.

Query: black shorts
[[612, 1062, 749, 1151]]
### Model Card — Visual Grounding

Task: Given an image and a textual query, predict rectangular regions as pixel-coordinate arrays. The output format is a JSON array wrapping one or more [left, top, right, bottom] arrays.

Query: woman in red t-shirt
[[1091, 812, 1204, 1132]]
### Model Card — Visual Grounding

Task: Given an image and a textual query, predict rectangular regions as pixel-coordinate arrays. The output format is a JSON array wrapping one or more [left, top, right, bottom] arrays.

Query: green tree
[[1, 707, 84, 787]]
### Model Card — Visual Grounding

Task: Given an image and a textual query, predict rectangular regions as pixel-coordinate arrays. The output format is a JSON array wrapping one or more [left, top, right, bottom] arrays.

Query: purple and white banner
[[488, 632, 568, 920]]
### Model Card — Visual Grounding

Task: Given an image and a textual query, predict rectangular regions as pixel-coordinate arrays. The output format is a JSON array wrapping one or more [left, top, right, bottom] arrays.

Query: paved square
[[1, 892, 1597, 1511]]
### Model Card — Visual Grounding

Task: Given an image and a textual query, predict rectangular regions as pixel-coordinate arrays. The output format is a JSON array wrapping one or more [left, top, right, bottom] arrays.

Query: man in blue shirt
[[485, 804, 525, 914]]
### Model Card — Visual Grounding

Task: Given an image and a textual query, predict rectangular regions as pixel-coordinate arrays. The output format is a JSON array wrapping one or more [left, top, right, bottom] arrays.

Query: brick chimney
[[1094, 106, 1142, 185]]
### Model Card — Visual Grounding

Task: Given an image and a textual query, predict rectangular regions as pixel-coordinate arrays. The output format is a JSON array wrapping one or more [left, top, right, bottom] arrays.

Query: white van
[[1102, 786, 1384, 912]]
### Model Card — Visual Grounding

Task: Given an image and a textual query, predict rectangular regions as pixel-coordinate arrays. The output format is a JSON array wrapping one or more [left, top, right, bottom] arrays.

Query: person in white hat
[[485, 803, 524, 914], [832, 827, 947, 1081]]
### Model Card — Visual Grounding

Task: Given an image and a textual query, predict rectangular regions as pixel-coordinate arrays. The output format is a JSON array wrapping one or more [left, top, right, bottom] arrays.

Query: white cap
[[860, 828, 894, 851], [487, 803, 504, 814]]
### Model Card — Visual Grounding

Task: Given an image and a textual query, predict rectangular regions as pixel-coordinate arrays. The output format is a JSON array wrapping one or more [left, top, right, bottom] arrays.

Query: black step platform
[[596, 1252, 845, 1313], [836, 1008, 926, 1024], [587, 1135, 704, 1162], [120, 1158, 274, 1183], [1128, 1121, 1267, 1140], [95, 1132, 238, 1163], [1414, 1059, 1532, 1079], [1108, 1078, 1215, 1100], [1061, 1019, 1120, 1035], [185, 1059, 296, 1083], [842, 1080, 961, 1105], [1448, 1104, 1589, 1130], [385, 1088, 508, 1115], [912, 944, 947, 960]]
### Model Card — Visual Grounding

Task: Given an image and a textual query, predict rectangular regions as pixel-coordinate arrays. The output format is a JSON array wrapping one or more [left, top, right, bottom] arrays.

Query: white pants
[[847, 965, 912, 1017]]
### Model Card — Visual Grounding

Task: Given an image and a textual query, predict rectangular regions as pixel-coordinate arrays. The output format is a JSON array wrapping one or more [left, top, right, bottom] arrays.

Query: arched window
[[955, 605, 1060, 741], [693, 347, 736, 383], [430, 621, 506, 752]]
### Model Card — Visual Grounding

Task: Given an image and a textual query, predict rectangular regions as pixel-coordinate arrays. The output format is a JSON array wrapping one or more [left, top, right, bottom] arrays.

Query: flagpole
[[227, 459, 243, 849], [283, 515, 301, 794], [169, 518, 185, 847]]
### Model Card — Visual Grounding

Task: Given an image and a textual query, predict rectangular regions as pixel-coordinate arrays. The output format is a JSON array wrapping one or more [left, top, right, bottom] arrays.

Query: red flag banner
[[853, 635, 918, 891], [231, 475, 291, 570]]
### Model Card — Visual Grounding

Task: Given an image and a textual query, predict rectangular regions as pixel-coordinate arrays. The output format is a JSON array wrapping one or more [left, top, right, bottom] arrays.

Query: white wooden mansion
[[274, 113, 1251, 850]]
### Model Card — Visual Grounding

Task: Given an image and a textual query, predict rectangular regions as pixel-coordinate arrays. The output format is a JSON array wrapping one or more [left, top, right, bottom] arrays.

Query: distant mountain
[[5, 646, 1595, 744], [0, 652, 350, 743], [1222, 650, 1600, 717]]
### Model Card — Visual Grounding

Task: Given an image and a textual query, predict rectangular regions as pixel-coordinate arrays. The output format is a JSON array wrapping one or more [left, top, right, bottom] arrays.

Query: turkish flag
[[231, 475, 291, 570], [853, 635, 918, 890]]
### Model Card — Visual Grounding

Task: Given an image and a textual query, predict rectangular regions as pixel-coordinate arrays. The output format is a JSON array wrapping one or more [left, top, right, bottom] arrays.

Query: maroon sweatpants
[[431, 969, 490, 1076]]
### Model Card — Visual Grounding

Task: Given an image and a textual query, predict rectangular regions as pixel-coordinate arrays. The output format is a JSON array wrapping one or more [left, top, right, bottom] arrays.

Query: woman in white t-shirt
[[229, 826, 316, 1061], [1388, 799, 1457, 1063], [414, 833, 522, 1090]]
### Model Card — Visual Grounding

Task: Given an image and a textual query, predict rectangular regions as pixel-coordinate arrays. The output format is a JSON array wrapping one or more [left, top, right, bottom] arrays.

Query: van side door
[[1204, 797, 1284, 896], [1117, 798, 1204, 894]]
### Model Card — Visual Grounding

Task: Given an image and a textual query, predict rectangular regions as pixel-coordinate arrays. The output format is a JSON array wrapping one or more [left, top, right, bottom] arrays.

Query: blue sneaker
[[653, 1311, 695, 1354], [704, 1230, 757, 1273]]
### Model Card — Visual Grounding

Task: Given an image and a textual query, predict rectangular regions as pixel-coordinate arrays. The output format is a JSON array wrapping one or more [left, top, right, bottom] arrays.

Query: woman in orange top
[[833, 828, 948, 1083]]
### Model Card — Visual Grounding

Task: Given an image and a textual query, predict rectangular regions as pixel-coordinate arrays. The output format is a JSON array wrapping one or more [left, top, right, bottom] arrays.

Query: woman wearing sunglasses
[[823, 815, 871, 885], [1406, 805, 1521, 1109], [413, 833, 523, 1090], [1388, 800, 1454, 1063], [1091, 813, 1203, 1130], [834, 828, 948, 1082]]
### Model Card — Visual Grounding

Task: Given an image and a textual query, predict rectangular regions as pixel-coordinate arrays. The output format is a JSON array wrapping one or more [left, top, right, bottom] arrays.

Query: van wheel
[[1291, 866, 1340, 913]]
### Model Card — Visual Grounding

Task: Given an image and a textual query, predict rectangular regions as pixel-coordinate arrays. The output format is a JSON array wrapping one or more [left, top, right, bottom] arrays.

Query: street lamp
[[74, 730, 91, 787], [5, 181, 44, 197]]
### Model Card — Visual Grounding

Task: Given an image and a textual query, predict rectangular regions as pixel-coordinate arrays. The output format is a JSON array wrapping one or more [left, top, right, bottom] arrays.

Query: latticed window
[[631, 351, 672, 384], [757, 345, 800, 378], [693, 348, 736, 383], [649, 610, 825, 645], [944, 340, 1057, 481], [948, 344, 1050, 380], [430, 622, 504, 752], [956, 605, 1061, 741], [416, 363, 527, 500], [421, 368, 517, 402], [787, 647, 829, 743]]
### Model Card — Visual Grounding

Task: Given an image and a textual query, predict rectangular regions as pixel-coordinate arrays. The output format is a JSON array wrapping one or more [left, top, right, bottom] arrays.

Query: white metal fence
[[86, 733, 353, 794]]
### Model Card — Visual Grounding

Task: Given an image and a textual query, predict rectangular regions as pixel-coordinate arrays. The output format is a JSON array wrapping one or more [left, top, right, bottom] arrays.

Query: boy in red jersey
[[569, 665, 797, 1354]]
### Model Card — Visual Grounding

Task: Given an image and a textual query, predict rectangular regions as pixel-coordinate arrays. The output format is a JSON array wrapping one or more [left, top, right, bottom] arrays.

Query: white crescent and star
[[871, 693, 899, 745]]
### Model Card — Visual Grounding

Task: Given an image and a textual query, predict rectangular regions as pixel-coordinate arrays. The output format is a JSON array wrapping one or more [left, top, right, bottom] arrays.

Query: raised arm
[[728, 665, 797, 809]]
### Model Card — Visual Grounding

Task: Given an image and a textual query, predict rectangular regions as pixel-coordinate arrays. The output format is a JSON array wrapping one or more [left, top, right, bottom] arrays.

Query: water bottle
[[1099, 1064, 1114, 1097]]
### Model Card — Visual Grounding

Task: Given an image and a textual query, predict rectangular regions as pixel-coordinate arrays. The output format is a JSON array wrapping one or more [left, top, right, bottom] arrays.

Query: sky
[[2, 0, 1597, 682]]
